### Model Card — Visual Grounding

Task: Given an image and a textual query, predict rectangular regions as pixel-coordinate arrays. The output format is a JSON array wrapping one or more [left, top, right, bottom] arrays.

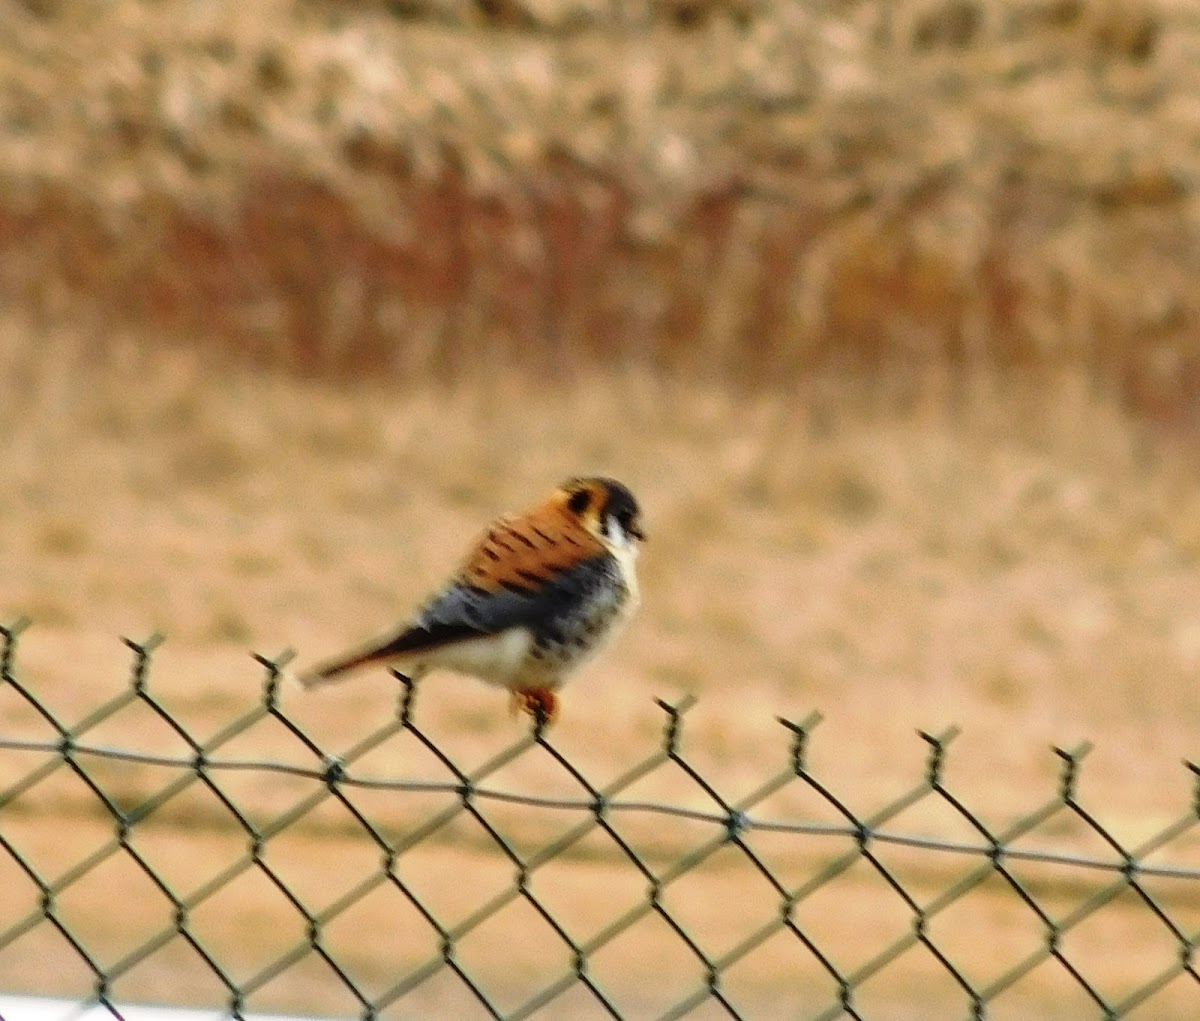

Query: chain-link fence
[[1, 617, 1199, 1020]]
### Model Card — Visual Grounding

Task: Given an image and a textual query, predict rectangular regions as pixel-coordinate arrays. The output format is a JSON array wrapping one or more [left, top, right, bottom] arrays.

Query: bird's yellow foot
[[512, 687, 558, 726]]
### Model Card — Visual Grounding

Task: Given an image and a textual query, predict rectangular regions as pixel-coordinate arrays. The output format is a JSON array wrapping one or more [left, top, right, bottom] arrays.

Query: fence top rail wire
[[4, 623, 1200, 1021], [2, 733, 1199, 883]]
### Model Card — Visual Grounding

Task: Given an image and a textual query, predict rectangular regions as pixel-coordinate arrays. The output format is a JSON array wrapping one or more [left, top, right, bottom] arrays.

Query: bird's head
[[556, 476, 646, 552]]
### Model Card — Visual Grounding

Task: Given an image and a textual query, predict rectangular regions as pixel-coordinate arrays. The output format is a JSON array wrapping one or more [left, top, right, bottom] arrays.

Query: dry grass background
[[4, 0, 1200, 1016], [4, 0, 1200, 410], [5, 324, 1200, 1018]]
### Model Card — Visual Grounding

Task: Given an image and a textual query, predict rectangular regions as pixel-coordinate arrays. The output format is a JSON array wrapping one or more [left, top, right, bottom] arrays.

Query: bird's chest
[[529, 571, 633, 669]]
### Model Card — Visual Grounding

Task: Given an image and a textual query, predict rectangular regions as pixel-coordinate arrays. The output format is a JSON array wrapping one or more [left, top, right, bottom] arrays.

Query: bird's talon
[[512, 688, 558, 726]]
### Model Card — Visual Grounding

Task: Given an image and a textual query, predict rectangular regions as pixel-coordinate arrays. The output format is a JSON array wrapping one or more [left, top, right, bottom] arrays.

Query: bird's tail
[[292, 640, 412, 690]]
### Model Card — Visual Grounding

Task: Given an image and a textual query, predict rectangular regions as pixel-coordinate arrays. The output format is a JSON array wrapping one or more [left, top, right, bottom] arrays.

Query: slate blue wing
[[373, 553, 623, 658]]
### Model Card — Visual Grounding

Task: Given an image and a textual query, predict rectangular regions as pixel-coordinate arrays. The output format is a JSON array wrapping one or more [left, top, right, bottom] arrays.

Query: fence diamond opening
[[1, 617, 1199, 1020]]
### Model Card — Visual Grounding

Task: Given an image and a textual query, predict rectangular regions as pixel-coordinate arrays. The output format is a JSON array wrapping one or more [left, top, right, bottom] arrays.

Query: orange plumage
[[294, 477, 645, 723]]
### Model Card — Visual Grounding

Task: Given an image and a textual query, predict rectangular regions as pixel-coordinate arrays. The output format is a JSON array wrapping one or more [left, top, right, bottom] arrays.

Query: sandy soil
[[3, 326, 1200, 1017], [4, 0, 1200, 1014]]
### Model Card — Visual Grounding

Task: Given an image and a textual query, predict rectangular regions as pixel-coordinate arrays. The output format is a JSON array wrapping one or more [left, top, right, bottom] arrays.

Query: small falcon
[[295, 477, 645, 723]]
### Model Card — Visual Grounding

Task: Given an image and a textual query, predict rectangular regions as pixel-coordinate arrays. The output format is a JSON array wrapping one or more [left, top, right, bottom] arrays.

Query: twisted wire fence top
[[1, 618, 1199, 1021]]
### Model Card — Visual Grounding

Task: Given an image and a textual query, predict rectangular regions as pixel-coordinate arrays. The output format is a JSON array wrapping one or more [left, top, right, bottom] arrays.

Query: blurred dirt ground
[[4, 324, 1200, 1017], [5, 0, 1200, 1016]]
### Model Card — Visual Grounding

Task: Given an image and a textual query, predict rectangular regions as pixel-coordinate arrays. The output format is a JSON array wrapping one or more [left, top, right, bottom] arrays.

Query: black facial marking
[[567, 488, 591, 515], [561, 477, 643, 539], [595, 479, 642, 539]]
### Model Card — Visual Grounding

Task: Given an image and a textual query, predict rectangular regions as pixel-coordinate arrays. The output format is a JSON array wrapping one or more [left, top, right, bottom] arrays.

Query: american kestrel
[[295, 477, 645, 723]]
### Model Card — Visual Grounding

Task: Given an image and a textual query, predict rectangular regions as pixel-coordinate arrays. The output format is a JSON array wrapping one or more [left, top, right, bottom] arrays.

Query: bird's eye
[[616, 508, 645, 540]]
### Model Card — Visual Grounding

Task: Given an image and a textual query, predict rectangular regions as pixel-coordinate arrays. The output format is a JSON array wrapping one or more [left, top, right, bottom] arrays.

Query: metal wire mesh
[[2, 616, 1199, 1020]]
